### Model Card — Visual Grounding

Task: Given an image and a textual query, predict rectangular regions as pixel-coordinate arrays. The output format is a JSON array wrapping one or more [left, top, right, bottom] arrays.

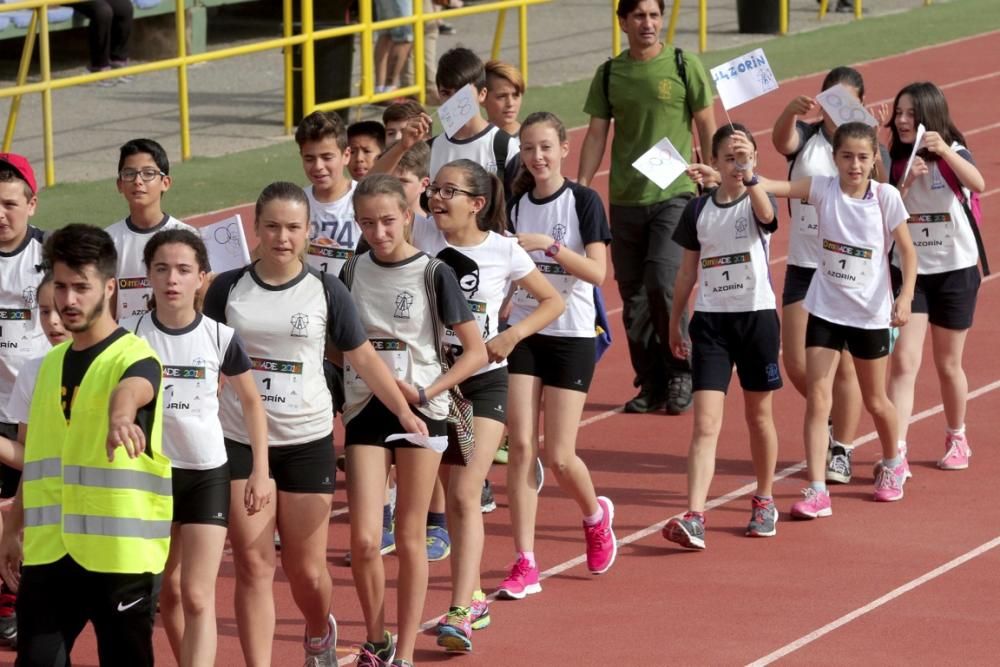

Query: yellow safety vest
[[22, 333, 172, 574]]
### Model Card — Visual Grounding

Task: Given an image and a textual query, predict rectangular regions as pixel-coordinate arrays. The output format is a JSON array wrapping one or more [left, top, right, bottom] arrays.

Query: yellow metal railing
[[0, 0, 548, 186]]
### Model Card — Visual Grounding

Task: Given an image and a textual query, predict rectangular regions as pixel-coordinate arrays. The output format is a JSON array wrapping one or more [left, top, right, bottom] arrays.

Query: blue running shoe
[[426, 525, 451, 561]]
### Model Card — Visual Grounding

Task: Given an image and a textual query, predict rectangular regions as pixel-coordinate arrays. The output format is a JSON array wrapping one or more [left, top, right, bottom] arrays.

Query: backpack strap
[[421, 257, 449, 371], [602, 58, 613, 115], [674, 46, 692, 118], [492, 129, 510, 175], [932, 160, 989, 275], [341, 254, 361, 291]]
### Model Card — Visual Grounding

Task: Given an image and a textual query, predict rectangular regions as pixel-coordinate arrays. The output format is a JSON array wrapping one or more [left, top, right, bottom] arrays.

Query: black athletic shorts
[[171, 463, 230, 526], [18, 556, 161, 667], [891, 265, 979, 330], [344, 398, 447, 450], [690, 310, 783, 393], [507, 333, 596, 392], [805, 314, 891, 360], [0, 421, 20, 499], [459, 367, 509, 424], [782, 265, 817, 307], [226, 434, 335, 494]]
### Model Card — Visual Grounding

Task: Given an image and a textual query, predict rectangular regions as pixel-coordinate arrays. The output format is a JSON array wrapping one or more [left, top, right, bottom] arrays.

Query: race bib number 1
[[346, 339, 410, 391], [515, 262, 573, 307], [908, 213, 955, 249], [701, 252, 755, 297], [250, 356, 304, 409], [445, 300, 489, 347], [0, 308, 36, 357], [821, 240, 873, 288], [162, 365, 207, 416], [796, 200, 819, 237]]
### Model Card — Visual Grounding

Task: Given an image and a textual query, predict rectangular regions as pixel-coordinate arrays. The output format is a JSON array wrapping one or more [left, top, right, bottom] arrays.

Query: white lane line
[[746, 535, 1000, 666]]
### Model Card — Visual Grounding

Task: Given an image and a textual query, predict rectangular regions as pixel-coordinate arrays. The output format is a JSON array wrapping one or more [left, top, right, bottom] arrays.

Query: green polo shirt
[[583, 44, 714, 206]]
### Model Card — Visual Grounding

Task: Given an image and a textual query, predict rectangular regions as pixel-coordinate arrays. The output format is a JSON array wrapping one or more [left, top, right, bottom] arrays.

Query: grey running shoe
[[481, 480, 497, 513], [746, 497, 778, 537], [303, 614, 338, 667], [826, 445, 853, 484], [663, 512, 706, 549], [665, 374, 693, 415]]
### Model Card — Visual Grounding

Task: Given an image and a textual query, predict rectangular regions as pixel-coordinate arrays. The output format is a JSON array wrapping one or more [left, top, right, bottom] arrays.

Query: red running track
[[12, 30, 1000, 666]]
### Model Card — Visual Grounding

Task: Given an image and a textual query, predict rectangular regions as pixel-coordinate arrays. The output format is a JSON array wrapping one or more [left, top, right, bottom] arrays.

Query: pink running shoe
[[938, 433, 971, 470], [790, 488, 832, 519], [873, 461, 907, 502], [495, 556, 541, 600], [584, 496, 617, 574]]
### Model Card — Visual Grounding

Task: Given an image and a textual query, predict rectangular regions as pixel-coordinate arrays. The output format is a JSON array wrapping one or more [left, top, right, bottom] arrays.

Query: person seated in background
[[74, 0, 134, 85]]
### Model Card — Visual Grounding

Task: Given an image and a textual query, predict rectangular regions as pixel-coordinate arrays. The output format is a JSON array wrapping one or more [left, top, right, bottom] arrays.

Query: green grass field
[[30, 0, 1000, 230]]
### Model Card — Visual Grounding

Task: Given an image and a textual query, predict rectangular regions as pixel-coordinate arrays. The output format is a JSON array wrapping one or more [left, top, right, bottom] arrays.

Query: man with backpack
[[578, 0, 716, 416]]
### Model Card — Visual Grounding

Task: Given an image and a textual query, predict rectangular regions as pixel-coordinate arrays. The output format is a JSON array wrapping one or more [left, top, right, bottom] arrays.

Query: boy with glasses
[[106, 138, 195, 321]]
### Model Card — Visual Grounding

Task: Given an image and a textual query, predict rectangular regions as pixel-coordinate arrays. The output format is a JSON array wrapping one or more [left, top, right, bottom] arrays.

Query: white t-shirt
[[106, 215, 196, 321], [672, 190, 779, 313], [893, 144, 979, 275], [125, 312, 252, 470], [507, 181, 612, 337], [429, 124, 520, 182], [414, 227, 535, 375], [341, 252, 473, 422], [787, 123, 838, 269], [304, 182, 361, 278], [804, 177, 909, 329], [5, 353, 43, 425], [204, 263, 367, 446], [0, 226, 46, 423]]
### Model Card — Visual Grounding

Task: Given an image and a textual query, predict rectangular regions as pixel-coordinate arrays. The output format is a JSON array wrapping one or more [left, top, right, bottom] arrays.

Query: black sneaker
[[623, 388, 666, 414], [481, 480, 497, 513], [835, 0, 854, 12], [665, 374, 693, 415]]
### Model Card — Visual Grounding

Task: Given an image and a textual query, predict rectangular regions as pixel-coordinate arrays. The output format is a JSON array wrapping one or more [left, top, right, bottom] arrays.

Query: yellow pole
[[612, 0, 620, 56], [39, 7, 54, 187], [819, 0, 828, 18], [414, 0, 425, 105], [176, 1, 191, 161], [302, 0, 316, 115], [492, 8, 507, 61], [283, 0, 293, 132], [360, 0, 374, 100], [780, 0, 788, 35], [518, 2, 528, 86], [855, 0, 862, 20], [666, 0, 681, 44], [2, 9, 37, 152], [698, 0, 707, 53]]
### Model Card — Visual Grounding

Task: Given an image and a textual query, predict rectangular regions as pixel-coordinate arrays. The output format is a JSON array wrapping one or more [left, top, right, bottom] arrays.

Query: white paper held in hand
[[710, 48, 779, 110], [438, 84, 479, 139], [385, 433, 449, 453], [632, 137, 689, 190], [200, 214, 251, 274], [815, 84, 878, 127], [901, 123, 927, 185]]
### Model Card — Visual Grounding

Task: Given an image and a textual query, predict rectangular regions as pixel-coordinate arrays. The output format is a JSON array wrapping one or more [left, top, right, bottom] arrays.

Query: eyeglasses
[[119, 168, 165, 183], [426, 184, 477, 200]]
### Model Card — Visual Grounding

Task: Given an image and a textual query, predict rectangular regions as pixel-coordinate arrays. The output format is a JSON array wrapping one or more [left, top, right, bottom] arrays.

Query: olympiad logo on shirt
[[821, 240, 873, 260], [21, 287, 37, 309], [118, 277, 150, 290]]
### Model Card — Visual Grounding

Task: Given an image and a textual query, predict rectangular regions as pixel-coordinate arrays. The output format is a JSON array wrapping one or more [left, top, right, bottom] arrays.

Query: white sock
[[947, 425, 966, 436], [583, 505, 604, 526]]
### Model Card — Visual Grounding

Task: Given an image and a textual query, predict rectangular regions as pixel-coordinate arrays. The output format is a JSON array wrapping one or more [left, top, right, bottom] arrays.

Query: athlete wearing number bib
[[204, 263, 367, 493], [340, 251, 472, 447], [413, 224, 535, 425], [305, 182, 362, 277], [804, 176, 909, 358], [507, 180, 612, 392], [126, 312, 253, 525], [890, 144, 980, 330], [106, 216, 195, 322], [673, 189, 782, 393], [0, 225, 45, 498]]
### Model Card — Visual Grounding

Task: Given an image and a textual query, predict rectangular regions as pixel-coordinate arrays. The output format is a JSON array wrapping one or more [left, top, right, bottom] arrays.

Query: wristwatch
[[416, 385, 429, 407], [544, 241, 562, 258], [743, 174, 760, 187]]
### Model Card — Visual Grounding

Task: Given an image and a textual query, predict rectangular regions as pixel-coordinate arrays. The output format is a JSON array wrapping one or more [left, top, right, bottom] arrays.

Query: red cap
[[0, 152, 38, 195]]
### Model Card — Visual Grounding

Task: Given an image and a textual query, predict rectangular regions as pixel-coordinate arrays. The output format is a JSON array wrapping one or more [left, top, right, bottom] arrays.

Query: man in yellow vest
[[0, 224, 171, 666]]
